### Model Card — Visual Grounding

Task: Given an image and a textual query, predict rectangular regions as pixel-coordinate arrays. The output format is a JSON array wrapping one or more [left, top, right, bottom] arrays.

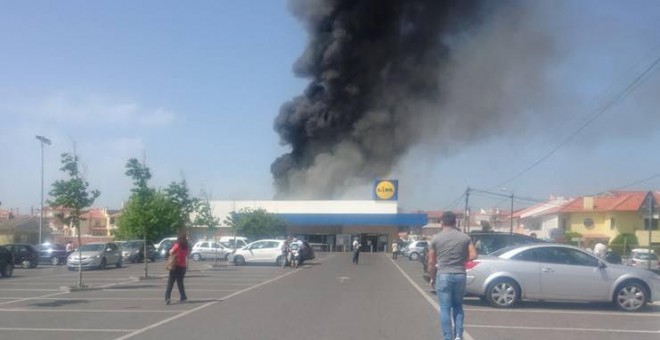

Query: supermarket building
[[209, 181, 427, 252]]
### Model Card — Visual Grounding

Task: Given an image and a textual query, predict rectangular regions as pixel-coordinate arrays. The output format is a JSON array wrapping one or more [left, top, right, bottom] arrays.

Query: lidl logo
[[374, 180, 398, 201]]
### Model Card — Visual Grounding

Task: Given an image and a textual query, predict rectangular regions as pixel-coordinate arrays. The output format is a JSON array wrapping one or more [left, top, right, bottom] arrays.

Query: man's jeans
[[435, 273, 466, 340]]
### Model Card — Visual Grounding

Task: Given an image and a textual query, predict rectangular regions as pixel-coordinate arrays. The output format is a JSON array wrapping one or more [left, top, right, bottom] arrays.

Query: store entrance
[[359, 233, 388, 252]]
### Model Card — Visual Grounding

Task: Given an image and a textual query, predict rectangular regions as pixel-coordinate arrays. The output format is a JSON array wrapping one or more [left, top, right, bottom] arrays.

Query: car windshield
[[635, 253, 658, 260], [119, 242, 143, 250], [78, 244, 106, 252]]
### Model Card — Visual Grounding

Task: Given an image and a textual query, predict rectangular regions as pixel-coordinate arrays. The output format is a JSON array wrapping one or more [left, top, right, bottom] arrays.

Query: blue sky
[[1, 1, 660, 214]]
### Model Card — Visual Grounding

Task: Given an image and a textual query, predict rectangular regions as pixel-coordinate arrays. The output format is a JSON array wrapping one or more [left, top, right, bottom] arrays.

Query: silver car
[[465, 243, 660, 311], [67, 242, 122, 270], [191, 241, 230, 261]]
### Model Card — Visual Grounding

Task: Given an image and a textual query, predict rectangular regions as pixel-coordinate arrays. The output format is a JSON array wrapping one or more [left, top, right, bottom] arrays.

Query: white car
[[191, 241, 230, 261], [227, 239, 286, 266]]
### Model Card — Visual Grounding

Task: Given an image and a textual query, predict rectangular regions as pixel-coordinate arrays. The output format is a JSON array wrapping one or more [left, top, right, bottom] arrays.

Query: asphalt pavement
[[0, 253, 658, 340]]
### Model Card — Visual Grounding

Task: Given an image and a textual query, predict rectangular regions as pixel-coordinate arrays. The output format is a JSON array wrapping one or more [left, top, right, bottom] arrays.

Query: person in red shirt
[[165, 234, 189, 304]]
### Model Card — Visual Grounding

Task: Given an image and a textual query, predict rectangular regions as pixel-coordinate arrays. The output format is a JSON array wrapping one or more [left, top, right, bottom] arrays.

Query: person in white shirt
[[352, 238, 361, 264], [594, 242, 607, 258], [392, 241, 399, 260]]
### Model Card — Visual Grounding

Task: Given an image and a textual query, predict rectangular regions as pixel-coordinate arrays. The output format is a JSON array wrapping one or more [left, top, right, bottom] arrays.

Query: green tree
[[48, 153, 100, 288], [116, 158, 179, 242], [225, 208, 287, 241], [194, 193, 220, 239], [165, 179, 198, 233]]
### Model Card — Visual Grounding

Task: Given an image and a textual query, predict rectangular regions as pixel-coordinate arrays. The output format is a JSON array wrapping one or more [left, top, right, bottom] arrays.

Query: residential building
[[514, 197, 570, 240], [560, 191, 660, 248]]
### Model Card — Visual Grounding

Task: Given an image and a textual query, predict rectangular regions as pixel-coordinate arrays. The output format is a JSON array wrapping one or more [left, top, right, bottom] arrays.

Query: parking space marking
[[390, 255, 475, 340], [0, 327, 135, 333], [0, 308, 178, 313], [465, 324, 660, 334], [465, 307, 660, 317], [115, 254, 336, 340], [102, 288, 239, 292]]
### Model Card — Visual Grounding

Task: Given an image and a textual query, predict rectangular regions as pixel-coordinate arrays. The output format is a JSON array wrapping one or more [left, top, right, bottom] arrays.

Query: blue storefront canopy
[[274, 213, 427, 227]]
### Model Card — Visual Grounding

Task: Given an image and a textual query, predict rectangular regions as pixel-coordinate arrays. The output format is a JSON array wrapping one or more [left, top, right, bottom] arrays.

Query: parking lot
[[0, 253, 658, 340]]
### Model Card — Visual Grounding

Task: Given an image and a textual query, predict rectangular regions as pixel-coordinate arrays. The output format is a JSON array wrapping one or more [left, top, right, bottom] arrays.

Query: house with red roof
[[559, 191, 660, 248]]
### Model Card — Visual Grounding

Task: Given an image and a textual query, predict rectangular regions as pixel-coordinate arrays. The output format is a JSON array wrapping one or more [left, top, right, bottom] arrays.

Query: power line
[[490, 53, 660, 190], [609, 172, 660, 192]]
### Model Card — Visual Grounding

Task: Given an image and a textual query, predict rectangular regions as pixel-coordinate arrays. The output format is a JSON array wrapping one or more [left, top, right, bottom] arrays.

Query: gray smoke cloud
[[272, 0, 559, 199]]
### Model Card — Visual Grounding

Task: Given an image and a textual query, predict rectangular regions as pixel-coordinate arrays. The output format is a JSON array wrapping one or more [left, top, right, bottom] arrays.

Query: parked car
[[402, 240, 429, 261], [118, 240, 157, 263], [37, 243, 69, 265], [156, 237, 177, 259], [0, 245, 14, 278], [191, 241, 230, 261], [227, 239, 286, 266], [3, 243, 39, 268], [67, 242, 122, 270], [465, 243, 660, 311], [289, 241, 315, 265], [626, 248, 659, 270], [469, 231, 545, 255], [219, 236, 249, 250]]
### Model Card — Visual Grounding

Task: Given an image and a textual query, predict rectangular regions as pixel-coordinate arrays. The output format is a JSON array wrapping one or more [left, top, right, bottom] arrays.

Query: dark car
[[37, 243, 69, 265], [0, 245, 14, 277], [469, 231, 545, 255], [118, 240, 157, 263], [4, 243, 39, 268]]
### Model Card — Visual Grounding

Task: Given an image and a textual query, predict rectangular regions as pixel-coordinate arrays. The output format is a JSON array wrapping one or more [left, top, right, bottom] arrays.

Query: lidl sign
[[374, 180, 398, 201]]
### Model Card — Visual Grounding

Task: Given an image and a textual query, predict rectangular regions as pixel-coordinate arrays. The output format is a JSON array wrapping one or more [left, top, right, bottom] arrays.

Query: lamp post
[[36, 135, 51, 244]]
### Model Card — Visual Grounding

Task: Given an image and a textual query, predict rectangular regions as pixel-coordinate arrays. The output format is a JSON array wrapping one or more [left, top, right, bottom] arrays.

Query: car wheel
[[409, 252, 419, 261], [486, 278, 520, 308], [67, 266, 76, 271], [1, 263, 13, 277], [192, 253, 202, 261], [234, 255, 245, 266], [29, 261, 38, 268], [614, 281, 648, 311], [51, 257, 60, 266], [99, 258, 107, 270], [21, 260, 31, 269]]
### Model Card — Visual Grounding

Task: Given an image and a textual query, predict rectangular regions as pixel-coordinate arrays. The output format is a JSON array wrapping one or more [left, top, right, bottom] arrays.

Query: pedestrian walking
[[165, 234, 189, 305], [281, 239, 290, 268], [352, 238, 361, 264], [391, 241, 399, 260], [427, 211, 477, 340]]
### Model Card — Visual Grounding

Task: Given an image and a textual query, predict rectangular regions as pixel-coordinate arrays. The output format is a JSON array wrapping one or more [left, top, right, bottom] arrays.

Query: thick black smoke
[[272, 0, 552, 198]]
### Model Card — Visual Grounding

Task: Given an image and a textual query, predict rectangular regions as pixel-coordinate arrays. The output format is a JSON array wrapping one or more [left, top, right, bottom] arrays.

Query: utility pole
[[510, 192, 514, 234], [464, 187, 470, 233], [36, 135, 51, 244], [647, 192, 654, 271]]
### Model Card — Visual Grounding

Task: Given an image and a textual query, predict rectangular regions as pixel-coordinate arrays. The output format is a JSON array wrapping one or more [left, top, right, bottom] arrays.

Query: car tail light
[[465, 260, 480, 270]]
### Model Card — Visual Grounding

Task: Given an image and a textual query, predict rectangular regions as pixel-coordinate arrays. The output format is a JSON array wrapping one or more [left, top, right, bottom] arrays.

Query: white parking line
[[102, 289, 239, 292], [114, 254, 336, 340], [465, 307, 660, 317], [464, 324, 660, 334], [0, 327, 134, 332], [389, 255, 475, 340], [0, 308, 178, 313]]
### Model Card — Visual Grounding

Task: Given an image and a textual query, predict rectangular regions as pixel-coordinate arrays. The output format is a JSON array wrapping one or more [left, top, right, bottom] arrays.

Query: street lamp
[[36, 135, 51, 244]]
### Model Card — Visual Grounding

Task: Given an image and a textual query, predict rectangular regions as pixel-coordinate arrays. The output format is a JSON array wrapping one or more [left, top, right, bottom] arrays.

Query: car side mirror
[[598, 261, 607, 269]]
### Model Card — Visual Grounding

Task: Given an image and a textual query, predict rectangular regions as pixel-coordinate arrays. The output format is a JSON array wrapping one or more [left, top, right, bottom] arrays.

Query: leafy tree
[[225, 208, 287, 241], [165, 179, 198, 232], [194, 193, 220, 239], [116, 158, 179, 242], [610, 233, 638, 256], [48, 153, 100, 288]]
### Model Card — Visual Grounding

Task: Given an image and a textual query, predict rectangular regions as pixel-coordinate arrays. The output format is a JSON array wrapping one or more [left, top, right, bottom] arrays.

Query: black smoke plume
[[272, 0, 554, 198]]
